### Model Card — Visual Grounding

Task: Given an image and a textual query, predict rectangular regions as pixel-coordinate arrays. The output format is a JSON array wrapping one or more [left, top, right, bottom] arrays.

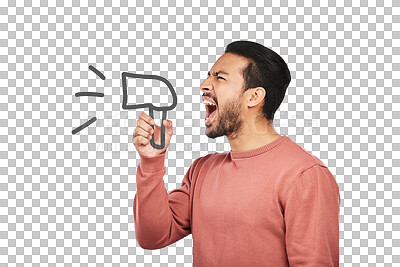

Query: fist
[[132, 112, 173, 158]]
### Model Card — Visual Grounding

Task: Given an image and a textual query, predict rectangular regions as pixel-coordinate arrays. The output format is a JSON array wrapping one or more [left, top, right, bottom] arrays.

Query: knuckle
[[141, 136, 149, 144]]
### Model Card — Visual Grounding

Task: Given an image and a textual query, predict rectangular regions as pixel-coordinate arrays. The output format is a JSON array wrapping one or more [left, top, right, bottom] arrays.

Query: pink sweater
[[133, 135, 340, 266]]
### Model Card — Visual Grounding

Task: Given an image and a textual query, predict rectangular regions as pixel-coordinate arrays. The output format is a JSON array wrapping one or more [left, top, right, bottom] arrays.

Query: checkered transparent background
[[0, 0, 399, 266]]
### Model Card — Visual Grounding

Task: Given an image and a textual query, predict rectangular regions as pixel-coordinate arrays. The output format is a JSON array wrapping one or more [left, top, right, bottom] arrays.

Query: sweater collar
[[229, 135, 288, 159]]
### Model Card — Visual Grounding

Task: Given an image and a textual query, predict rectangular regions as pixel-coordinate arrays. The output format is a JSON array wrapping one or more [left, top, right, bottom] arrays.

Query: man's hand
[[132, 112, 173, 157]]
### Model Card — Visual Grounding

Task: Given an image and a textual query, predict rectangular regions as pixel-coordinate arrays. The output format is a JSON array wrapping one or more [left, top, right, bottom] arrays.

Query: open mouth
[[205, 104, 217, 125]]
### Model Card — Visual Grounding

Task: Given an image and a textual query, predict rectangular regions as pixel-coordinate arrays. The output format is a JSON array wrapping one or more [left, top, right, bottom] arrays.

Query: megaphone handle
[[149, 109, 167, 150]]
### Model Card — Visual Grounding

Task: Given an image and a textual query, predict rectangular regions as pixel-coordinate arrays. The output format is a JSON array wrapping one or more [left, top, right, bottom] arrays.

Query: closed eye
[[217, 76, 225, 80]]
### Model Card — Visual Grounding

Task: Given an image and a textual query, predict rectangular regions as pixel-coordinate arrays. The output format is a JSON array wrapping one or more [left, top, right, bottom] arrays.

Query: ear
[[246, 87, 266, 108]]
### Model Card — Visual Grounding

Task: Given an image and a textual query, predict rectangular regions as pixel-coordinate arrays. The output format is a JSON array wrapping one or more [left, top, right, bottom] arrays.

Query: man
[[133, 40, 340, 266]]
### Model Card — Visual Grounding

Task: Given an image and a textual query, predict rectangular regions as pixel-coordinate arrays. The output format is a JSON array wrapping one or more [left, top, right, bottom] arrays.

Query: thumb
[[163, 120, 173, 136]]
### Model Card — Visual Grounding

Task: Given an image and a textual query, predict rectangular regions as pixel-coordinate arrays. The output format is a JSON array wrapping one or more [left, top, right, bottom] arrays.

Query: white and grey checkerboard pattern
[[0, 0, 399, 266]]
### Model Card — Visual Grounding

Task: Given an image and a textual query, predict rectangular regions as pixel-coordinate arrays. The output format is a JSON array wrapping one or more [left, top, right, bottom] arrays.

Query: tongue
[[209, 110, 216, 120]]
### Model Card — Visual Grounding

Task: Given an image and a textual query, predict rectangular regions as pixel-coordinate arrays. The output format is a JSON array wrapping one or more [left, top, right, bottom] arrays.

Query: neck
[[227, 117, 281, 152]]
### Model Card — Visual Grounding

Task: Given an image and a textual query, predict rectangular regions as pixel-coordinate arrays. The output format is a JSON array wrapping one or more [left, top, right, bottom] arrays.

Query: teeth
[[203, 100, 216, 106]]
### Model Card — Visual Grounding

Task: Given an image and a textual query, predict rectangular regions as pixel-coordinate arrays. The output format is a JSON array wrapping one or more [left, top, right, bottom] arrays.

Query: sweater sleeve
[[283, 164, 340, 267], [133, 153, 200, 250]]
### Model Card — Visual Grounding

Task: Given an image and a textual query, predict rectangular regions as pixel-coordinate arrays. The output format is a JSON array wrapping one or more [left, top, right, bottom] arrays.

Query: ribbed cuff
[[139, 153, 166, 173]]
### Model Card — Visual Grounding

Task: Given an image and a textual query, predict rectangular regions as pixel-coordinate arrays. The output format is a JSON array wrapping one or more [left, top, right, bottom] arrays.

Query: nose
[[200, 77, 212, 94]]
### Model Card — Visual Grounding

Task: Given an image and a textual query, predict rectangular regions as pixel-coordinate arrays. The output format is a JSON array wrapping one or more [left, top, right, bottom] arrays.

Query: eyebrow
[[207, 71, 230, 76]]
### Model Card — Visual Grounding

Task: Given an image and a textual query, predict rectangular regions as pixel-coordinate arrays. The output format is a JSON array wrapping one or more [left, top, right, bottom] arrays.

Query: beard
[[205, 93, 244, 140]]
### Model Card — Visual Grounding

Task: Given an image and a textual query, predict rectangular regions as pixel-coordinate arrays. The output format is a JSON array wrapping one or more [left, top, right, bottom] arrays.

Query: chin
[[205, 127, 224, 139], [206, 133, 221, 139], [206, 133, 217, 139]]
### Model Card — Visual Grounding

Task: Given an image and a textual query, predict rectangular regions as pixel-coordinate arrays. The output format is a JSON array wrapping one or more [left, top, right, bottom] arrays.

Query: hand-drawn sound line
[[88, 65, 106, 80], [71, 65, 105, 134]]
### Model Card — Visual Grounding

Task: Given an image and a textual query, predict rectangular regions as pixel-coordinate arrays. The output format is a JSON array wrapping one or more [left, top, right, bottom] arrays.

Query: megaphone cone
[[121, 72, 177, 150]]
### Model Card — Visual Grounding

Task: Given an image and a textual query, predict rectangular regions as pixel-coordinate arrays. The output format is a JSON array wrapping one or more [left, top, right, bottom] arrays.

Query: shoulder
[[278, 136, 329, 172], [276, 137, 339, 196], [181, 152, 225, 184], [186, 151, 230, 178], [282, 163, 340, 208], [191, 152, 227, 169]]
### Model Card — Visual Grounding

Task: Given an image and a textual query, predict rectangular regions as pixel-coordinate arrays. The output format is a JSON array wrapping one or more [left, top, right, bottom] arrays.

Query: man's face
[[200, 53, 249, 139]]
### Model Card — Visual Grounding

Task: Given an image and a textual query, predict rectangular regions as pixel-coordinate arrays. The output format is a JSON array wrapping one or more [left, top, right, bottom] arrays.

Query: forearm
[[133, 153, 192, 250], [133, 154, 173, 249]]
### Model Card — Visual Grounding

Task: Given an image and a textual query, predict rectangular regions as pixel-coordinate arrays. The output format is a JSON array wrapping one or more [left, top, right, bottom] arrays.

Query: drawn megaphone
[[121, 72, 178, 150]]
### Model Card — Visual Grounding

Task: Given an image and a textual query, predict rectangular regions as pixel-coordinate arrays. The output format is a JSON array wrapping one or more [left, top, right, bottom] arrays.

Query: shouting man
[[133, 40, 340, 266]]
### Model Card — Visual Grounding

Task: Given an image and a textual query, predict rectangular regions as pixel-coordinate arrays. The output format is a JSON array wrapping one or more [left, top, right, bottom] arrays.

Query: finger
[[138, 112, 154, 125], [134, 126, 153, 139], [136, 119, 154, 134], [133, 135, 151, 146]]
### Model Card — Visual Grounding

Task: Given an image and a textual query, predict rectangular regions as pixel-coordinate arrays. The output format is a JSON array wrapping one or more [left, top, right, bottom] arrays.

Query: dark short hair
[[225, 40, 291, 121]]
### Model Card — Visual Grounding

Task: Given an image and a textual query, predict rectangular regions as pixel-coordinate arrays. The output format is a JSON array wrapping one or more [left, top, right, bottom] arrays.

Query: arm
[[283, 164, 340, 266], [133, 153, 200, 250]]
